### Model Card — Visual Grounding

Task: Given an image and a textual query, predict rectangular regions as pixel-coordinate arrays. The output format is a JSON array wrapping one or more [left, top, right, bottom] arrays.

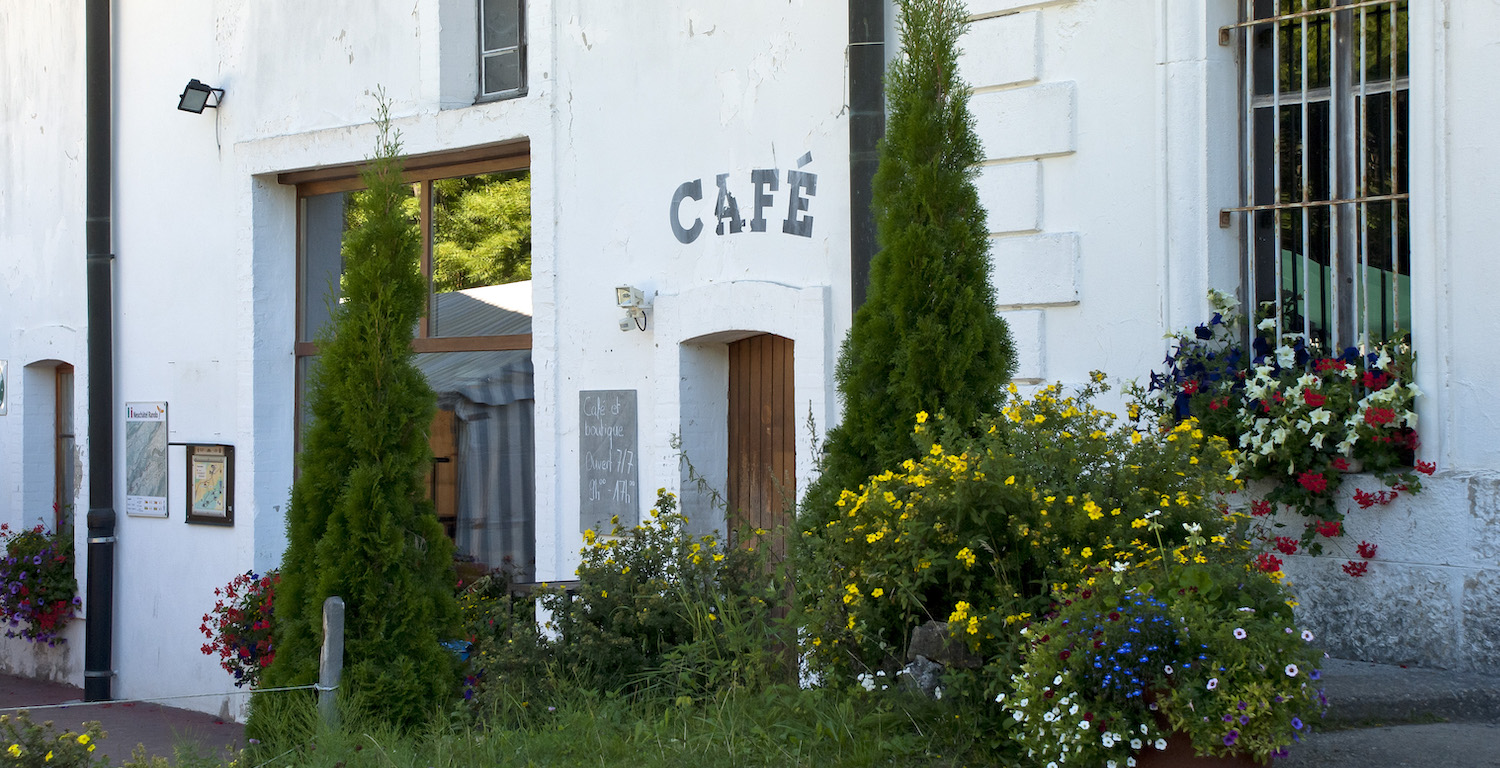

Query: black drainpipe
[[848, 0, 885, 311], [84, 0, 117, 702]]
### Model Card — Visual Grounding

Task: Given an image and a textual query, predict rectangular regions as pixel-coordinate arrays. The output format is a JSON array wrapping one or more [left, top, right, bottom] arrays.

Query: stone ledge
[[1319, 657, 1500, 726]]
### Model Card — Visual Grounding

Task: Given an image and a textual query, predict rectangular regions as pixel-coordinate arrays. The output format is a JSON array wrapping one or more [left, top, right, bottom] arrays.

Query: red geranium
[[1314, 520, 1342, 538], [1356, 541, 1378, 559], [1298, 471, 1329, 494], [1273, 536, 1299, 555], [1303, 391, 1327, 407], [1250, 500, 1274, 517], [1341, 561, 1369, 578], [1365, 406, 1396, 426], [1254, 553, 1283, 573], [1415, 460, 1436, 476]]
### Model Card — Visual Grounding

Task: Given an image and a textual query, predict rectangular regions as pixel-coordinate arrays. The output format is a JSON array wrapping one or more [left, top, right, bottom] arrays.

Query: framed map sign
[[185, 444, 234, 526]]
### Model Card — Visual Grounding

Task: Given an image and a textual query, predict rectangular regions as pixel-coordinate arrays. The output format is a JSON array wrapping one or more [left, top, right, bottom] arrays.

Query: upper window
[[1229, 1, 1409, 350], [479, 0, 526, 100]]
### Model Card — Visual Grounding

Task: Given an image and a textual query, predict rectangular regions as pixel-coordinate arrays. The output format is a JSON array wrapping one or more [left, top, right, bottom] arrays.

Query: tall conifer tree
[[265, 104, 456, 727], [808, 0, 1014, 516]]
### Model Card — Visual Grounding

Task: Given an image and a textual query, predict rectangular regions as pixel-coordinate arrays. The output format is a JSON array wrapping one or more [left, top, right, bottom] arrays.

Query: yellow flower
[[8, 745, 21, 757], [713, 553, 725, 562], [1130, 431, 1143, 445], [1033, 414, 1047, 424], [601, 590, 608, 598], [1084, 500, 1103, 520], [916, 411, 929, 424], [929, 443, 944, 456], [1080, 547, 1093, 559], [76, 736, 89, 746], [967, 616, 980, 635], [812, 637, 822, 646], [956, 547, 976, 568], [46, 751, 53, 762], [871, 588, 885, 598], [1005, 475, 1016, 486]]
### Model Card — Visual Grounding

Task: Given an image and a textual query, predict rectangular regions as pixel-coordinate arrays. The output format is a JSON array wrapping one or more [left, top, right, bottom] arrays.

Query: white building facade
[[2, 0, 1497, 717]]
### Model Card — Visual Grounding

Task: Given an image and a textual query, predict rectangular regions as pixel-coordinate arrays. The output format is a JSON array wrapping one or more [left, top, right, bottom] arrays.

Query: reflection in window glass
[[430, 171, 531, 337], [417, 349, 535, 579]]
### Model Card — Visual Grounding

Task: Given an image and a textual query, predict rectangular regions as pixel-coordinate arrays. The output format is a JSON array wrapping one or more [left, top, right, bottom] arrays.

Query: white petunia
[[1285, 664, 1299, 677], [1258, 318, 1277, 331], [1155, 739, 1167, 750], [1234, 628, 1247, 640], [1309, 431, 1327, 450], [1131, 738, 1143, 750], [1054, 675, 1064, 685], [1309, 408, 1331, 425], [1302, 629, 1315, 642]]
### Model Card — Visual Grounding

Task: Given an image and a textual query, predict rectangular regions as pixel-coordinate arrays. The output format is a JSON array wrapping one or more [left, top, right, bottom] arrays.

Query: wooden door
[[428, 408, 459, 540], [727, 334, 794, 559]]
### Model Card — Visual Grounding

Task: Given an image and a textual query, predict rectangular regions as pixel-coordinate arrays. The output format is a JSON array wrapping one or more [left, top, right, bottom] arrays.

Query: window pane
[[299, 192, 350, 343], [430, 171, 532, 337], [481, 0, 519, 53], [415, 349, 536, 578], [482, 49, 523, 95]]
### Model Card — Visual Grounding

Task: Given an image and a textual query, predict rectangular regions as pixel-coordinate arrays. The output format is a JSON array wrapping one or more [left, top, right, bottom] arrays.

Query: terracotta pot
[[1132, 734, 1265, 767]]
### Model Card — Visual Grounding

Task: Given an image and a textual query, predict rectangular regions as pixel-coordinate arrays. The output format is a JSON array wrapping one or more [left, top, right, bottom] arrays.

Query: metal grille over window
[[479, 0, 525, 98], [1225, 0, 1409, 350]]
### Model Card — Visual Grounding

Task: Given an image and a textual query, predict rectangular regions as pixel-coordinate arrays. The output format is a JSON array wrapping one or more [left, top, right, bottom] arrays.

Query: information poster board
[[185, 444, 234, 526], [125, 402, 168, 517], [579, 390, 639, 533]]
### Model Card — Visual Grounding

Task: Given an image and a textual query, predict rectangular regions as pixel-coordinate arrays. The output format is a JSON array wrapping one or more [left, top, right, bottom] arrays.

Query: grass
[[237, 683, 1003, 768]]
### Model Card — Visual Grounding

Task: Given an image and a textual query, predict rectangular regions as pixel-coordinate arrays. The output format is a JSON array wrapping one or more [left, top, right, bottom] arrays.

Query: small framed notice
[[185, 444, 234, 526]]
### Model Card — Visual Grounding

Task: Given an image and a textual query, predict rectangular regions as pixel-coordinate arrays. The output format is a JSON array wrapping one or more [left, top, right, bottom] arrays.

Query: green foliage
[[806, 0, 1014, 536], [246, 680, 998, 768], [0, 712, 104, 768], [798, 378, 1236, 674], [458, 491, 791, 715], [264, 99, 457, 729], [432, 173, 531, 292]]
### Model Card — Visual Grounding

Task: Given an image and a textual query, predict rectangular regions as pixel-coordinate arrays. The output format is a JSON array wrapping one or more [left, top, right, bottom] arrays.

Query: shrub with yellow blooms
[[796, 376, 1237, 679]]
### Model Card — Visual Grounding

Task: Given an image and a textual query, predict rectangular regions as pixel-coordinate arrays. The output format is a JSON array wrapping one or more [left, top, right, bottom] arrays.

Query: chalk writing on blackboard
[[579, 390, 639, 533]]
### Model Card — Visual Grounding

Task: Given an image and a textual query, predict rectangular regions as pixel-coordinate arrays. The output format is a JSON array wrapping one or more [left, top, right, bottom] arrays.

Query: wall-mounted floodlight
[[616, 286, 649, 331], [177, 79, 224, 113]]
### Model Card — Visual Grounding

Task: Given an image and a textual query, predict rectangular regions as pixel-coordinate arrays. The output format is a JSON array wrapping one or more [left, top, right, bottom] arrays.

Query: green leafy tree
[[432, 172, 532, 292], [806, 0, 1015, 522], [263, 103, 456, 728]]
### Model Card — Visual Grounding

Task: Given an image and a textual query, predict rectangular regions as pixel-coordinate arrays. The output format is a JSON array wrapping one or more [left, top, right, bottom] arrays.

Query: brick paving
[[0, 674, 244, 765]]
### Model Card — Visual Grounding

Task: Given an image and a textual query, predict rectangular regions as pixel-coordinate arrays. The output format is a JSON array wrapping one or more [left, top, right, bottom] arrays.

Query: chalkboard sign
[[579, 390, 639, 533]]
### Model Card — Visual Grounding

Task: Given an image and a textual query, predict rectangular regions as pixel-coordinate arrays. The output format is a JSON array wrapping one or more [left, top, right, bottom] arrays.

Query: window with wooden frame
[[282, 139, 537, 579], [1225, 0, 1409, 350]]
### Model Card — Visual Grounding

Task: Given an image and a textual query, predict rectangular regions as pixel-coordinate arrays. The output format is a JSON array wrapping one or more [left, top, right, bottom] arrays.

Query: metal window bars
[[1222, 0, 1409, 352]]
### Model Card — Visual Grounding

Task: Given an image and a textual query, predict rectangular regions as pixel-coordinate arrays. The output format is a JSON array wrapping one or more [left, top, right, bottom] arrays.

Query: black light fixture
[[177, 79, 224, 113]]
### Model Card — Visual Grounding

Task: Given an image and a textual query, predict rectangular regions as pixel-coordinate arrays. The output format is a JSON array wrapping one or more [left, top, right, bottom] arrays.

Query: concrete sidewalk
[[1281, 658, 1500, 767], [0, 675, 244, 765]]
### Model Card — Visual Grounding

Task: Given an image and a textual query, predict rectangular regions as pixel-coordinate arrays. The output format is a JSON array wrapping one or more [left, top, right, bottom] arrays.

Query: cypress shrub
[[263, 105, 456, 728], [805, 0, 1015, 524]]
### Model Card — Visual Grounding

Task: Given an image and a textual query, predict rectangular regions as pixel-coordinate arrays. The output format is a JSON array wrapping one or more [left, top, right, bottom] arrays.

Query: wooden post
[[318, 596, 344, 728]]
